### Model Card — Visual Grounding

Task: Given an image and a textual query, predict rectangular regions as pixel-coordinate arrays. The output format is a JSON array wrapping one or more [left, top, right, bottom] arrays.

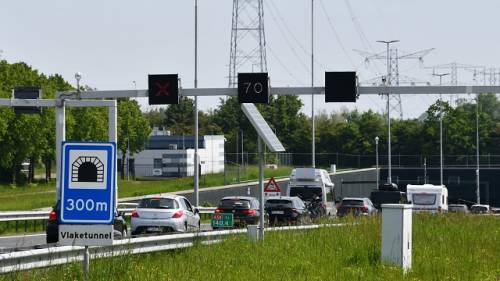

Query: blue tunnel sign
[[60, 142, 116, 224]]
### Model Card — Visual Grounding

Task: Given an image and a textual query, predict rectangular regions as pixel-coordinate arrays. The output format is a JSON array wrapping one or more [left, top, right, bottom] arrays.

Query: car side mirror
[[194, 208, 200, 214]]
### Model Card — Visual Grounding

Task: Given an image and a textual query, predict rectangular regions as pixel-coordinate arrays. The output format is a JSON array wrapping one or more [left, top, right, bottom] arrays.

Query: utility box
[[381, 204, 412, 271]]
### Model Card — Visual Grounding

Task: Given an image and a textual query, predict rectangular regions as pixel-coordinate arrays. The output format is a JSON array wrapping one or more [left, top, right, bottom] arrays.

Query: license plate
[[272, 210, 284, 215], [147, 227, 161, 232]]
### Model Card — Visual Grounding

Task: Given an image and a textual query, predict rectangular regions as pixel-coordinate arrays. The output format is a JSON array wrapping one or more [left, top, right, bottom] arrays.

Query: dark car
[[214, 196, 260, 228], [448, 204, 469, 213], [265, 196, 309, 226], [46, 201, 128, 244], [337, 197, 377, 217]]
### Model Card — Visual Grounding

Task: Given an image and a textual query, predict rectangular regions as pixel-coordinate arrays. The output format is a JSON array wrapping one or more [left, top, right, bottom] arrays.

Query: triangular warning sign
[[264, 176, 281, 192]]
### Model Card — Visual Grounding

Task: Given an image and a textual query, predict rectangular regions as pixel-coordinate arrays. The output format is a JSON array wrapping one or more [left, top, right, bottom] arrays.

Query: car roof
[[342, 197, 368, 201], [266, 196, 298, 200], [220, 196, 257, 201], [141, 194, 182, 200]]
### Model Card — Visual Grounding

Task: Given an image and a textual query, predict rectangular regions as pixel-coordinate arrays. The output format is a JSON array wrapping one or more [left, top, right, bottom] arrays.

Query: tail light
[[131, 210, 139, 218], [242, 209, 257, 215], [172, 210, 183, 218], [291, 208, 299, 213], [49, 210, 57, 221], [215, 208, 223, 214], [361, 205, 369, 212]]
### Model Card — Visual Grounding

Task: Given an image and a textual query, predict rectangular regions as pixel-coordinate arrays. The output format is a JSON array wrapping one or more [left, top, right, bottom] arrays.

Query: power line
[[318, 0, 357, 69]]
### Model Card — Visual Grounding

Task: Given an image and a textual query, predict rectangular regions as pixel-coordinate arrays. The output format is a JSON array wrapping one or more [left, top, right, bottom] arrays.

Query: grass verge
[[2, 214, 499, 280]]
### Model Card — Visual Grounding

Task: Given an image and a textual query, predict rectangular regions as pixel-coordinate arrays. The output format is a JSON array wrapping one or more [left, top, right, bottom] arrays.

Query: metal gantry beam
[[56, 85, 500, 100]]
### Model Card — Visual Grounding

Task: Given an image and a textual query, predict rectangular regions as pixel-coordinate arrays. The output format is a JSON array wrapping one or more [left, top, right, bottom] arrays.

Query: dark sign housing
[[325, 72, 357, 103], [238, 72, 269, 104], [148, 74, 179, 105], [13, 87, 41, 114]]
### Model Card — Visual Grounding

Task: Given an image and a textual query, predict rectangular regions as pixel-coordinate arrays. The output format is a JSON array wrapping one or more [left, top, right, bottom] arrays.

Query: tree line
[[147, 93, 500, 168], [0, 60, 150, 184]]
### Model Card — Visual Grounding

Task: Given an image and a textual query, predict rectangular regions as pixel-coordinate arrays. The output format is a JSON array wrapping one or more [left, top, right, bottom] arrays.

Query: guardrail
[[0, 206, 216, 223], [0, 223, 342, 273]]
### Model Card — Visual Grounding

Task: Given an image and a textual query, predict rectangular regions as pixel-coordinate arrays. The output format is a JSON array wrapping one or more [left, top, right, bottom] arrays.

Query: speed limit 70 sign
[[238, 72, 269, 104]]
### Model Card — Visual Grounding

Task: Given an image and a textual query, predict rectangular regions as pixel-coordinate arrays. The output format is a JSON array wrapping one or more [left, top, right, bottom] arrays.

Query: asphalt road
[[0, 233, 46, 252]]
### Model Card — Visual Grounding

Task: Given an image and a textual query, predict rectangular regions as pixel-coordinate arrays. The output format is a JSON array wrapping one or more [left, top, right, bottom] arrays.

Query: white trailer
[[406, 184, 448, 212]]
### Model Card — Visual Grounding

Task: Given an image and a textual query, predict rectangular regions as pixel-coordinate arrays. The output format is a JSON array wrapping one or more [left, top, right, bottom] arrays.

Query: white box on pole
[[381, 204, 412, 271]]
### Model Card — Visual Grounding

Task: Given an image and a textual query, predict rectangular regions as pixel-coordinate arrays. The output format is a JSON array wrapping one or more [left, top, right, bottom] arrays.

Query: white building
[[122, 131, 225, 178]]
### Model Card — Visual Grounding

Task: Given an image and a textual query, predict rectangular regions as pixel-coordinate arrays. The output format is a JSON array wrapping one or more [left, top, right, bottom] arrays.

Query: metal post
[[258, 137, 264, 240], [377, 40, 398, 184], [387, 92, 392, 184], [424, 157, 427, 184], [194, 0, 200, 207], [236, 131, 240, 182], [55, 103, 65, 201], [109, 101, 118, 213], [83, 246, 90, 280], [476, 93, 480, 203], [375, 136, 379, 188], [311, 0, 315, 168], [433, 72, 449, 186]]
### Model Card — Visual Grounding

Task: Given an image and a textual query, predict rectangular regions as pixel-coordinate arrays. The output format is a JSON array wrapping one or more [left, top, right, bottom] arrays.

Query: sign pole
[[55, 102, 65, 201], [258, 136, 264, 240], [83, 246, 90, 280]]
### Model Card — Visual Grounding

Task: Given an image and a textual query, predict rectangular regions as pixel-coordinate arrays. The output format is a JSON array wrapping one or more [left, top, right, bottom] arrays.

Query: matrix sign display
[[238, 72, 269, 104], [148, 74, 179, 105], [325, 71, 357, 103]]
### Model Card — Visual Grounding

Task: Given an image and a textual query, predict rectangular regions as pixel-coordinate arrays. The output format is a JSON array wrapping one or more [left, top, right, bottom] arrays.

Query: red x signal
[[155, 82, 171, 96]]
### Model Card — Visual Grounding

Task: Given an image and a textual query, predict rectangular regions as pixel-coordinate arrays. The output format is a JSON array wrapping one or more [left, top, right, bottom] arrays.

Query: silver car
[[131, 195, 200, 235]]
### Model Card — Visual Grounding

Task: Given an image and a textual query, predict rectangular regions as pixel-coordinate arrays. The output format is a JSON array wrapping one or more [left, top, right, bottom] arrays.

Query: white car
[[131, 195, 200, 235]]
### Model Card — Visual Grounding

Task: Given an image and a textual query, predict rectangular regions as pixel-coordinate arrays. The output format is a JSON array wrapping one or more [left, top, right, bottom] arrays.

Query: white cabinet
[[381, 204, 412, 271]]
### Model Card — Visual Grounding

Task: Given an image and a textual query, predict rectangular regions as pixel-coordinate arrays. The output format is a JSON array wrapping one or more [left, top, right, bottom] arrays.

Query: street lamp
[[476, 94, 480, 204], [193, 0, 200, 207], [75, 72, 82, 94], [375, 136, 379, 188], [311, 0, 315, 168], [376, 40, 399, 184], [432, 72, 449, 186]]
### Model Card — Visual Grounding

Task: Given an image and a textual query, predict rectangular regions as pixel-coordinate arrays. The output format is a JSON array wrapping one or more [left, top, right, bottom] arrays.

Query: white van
[[286, 168, 336, 216], [406, 184, 448, 212]]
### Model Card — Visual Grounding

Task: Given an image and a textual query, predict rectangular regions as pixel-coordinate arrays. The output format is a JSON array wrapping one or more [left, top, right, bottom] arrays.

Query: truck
[[406, 184, 448, 212], [286, 168, 336, 216]]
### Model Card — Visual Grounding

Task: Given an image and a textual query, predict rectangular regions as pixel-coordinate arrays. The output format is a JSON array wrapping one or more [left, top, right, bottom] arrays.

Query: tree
[[164, 97, 195, 135], [117, 99, 151, 178]]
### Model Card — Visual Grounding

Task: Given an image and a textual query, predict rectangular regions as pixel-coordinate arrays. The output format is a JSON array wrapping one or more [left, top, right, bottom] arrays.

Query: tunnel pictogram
[[71, 156, 104, 182]]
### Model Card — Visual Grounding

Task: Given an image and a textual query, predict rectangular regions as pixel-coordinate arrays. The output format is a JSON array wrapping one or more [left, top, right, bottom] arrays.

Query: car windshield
[[341, 200, 364, 206], [289, 187, 322, 201], [412, 194, 436, 205], [219, 199, 251, 209], [139, 198, 178, 209], [265, 199, 293, 208]]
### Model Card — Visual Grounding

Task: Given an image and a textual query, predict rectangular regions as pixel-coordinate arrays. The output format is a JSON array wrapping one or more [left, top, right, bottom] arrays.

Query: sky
[[1, 0, 500, 118]]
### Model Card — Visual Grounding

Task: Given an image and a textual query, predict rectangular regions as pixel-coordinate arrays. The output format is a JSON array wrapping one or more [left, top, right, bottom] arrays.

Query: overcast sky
[[1, 0, 499, 118]]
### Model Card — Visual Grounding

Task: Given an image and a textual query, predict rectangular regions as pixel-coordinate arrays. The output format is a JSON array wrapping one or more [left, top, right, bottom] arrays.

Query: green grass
[[2, 214, 499, 280], [0, 165, 294, 211]]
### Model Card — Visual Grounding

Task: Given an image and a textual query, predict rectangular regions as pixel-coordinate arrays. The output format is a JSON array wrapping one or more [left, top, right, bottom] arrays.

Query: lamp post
[[194, 0, 200, 206], [311, 0, 315, 168], [433, 72, 449, 186], [375, 136, 379, 188], [376, 40, 399, 184], [476, 93, 480, 204], [75, 72, 82, 94]]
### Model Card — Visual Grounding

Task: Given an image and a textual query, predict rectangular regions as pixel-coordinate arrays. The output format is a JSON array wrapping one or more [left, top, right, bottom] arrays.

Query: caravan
[[406, 184, 448, 212], [286, 168, 336, 216]]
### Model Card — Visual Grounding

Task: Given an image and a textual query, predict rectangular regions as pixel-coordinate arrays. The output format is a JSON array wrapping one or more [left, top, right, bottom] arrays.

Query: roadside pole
[[83, 246, 90, 280], [258, 137, 264, 240]]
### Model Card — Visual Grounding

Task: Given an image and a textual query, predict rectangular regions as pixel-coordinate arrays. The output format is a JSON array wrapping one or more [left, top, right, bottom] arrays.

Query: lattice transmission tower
[[228, 0, 267, 87], [355, 48, 434, 119]]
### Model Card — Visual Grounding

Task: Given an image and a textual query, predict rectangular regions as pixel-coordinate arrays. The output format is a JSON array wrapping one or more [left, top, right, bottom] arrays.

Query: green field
[[2, 214, 499, 281], [0, 165, 294, 211]]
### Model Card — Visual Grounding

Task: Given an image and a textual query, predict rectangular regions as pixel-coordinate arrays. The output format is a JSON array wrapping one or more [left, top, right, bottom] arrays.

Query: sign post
[[264, 177, 281, 197], [59, 141, 116, 280]]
